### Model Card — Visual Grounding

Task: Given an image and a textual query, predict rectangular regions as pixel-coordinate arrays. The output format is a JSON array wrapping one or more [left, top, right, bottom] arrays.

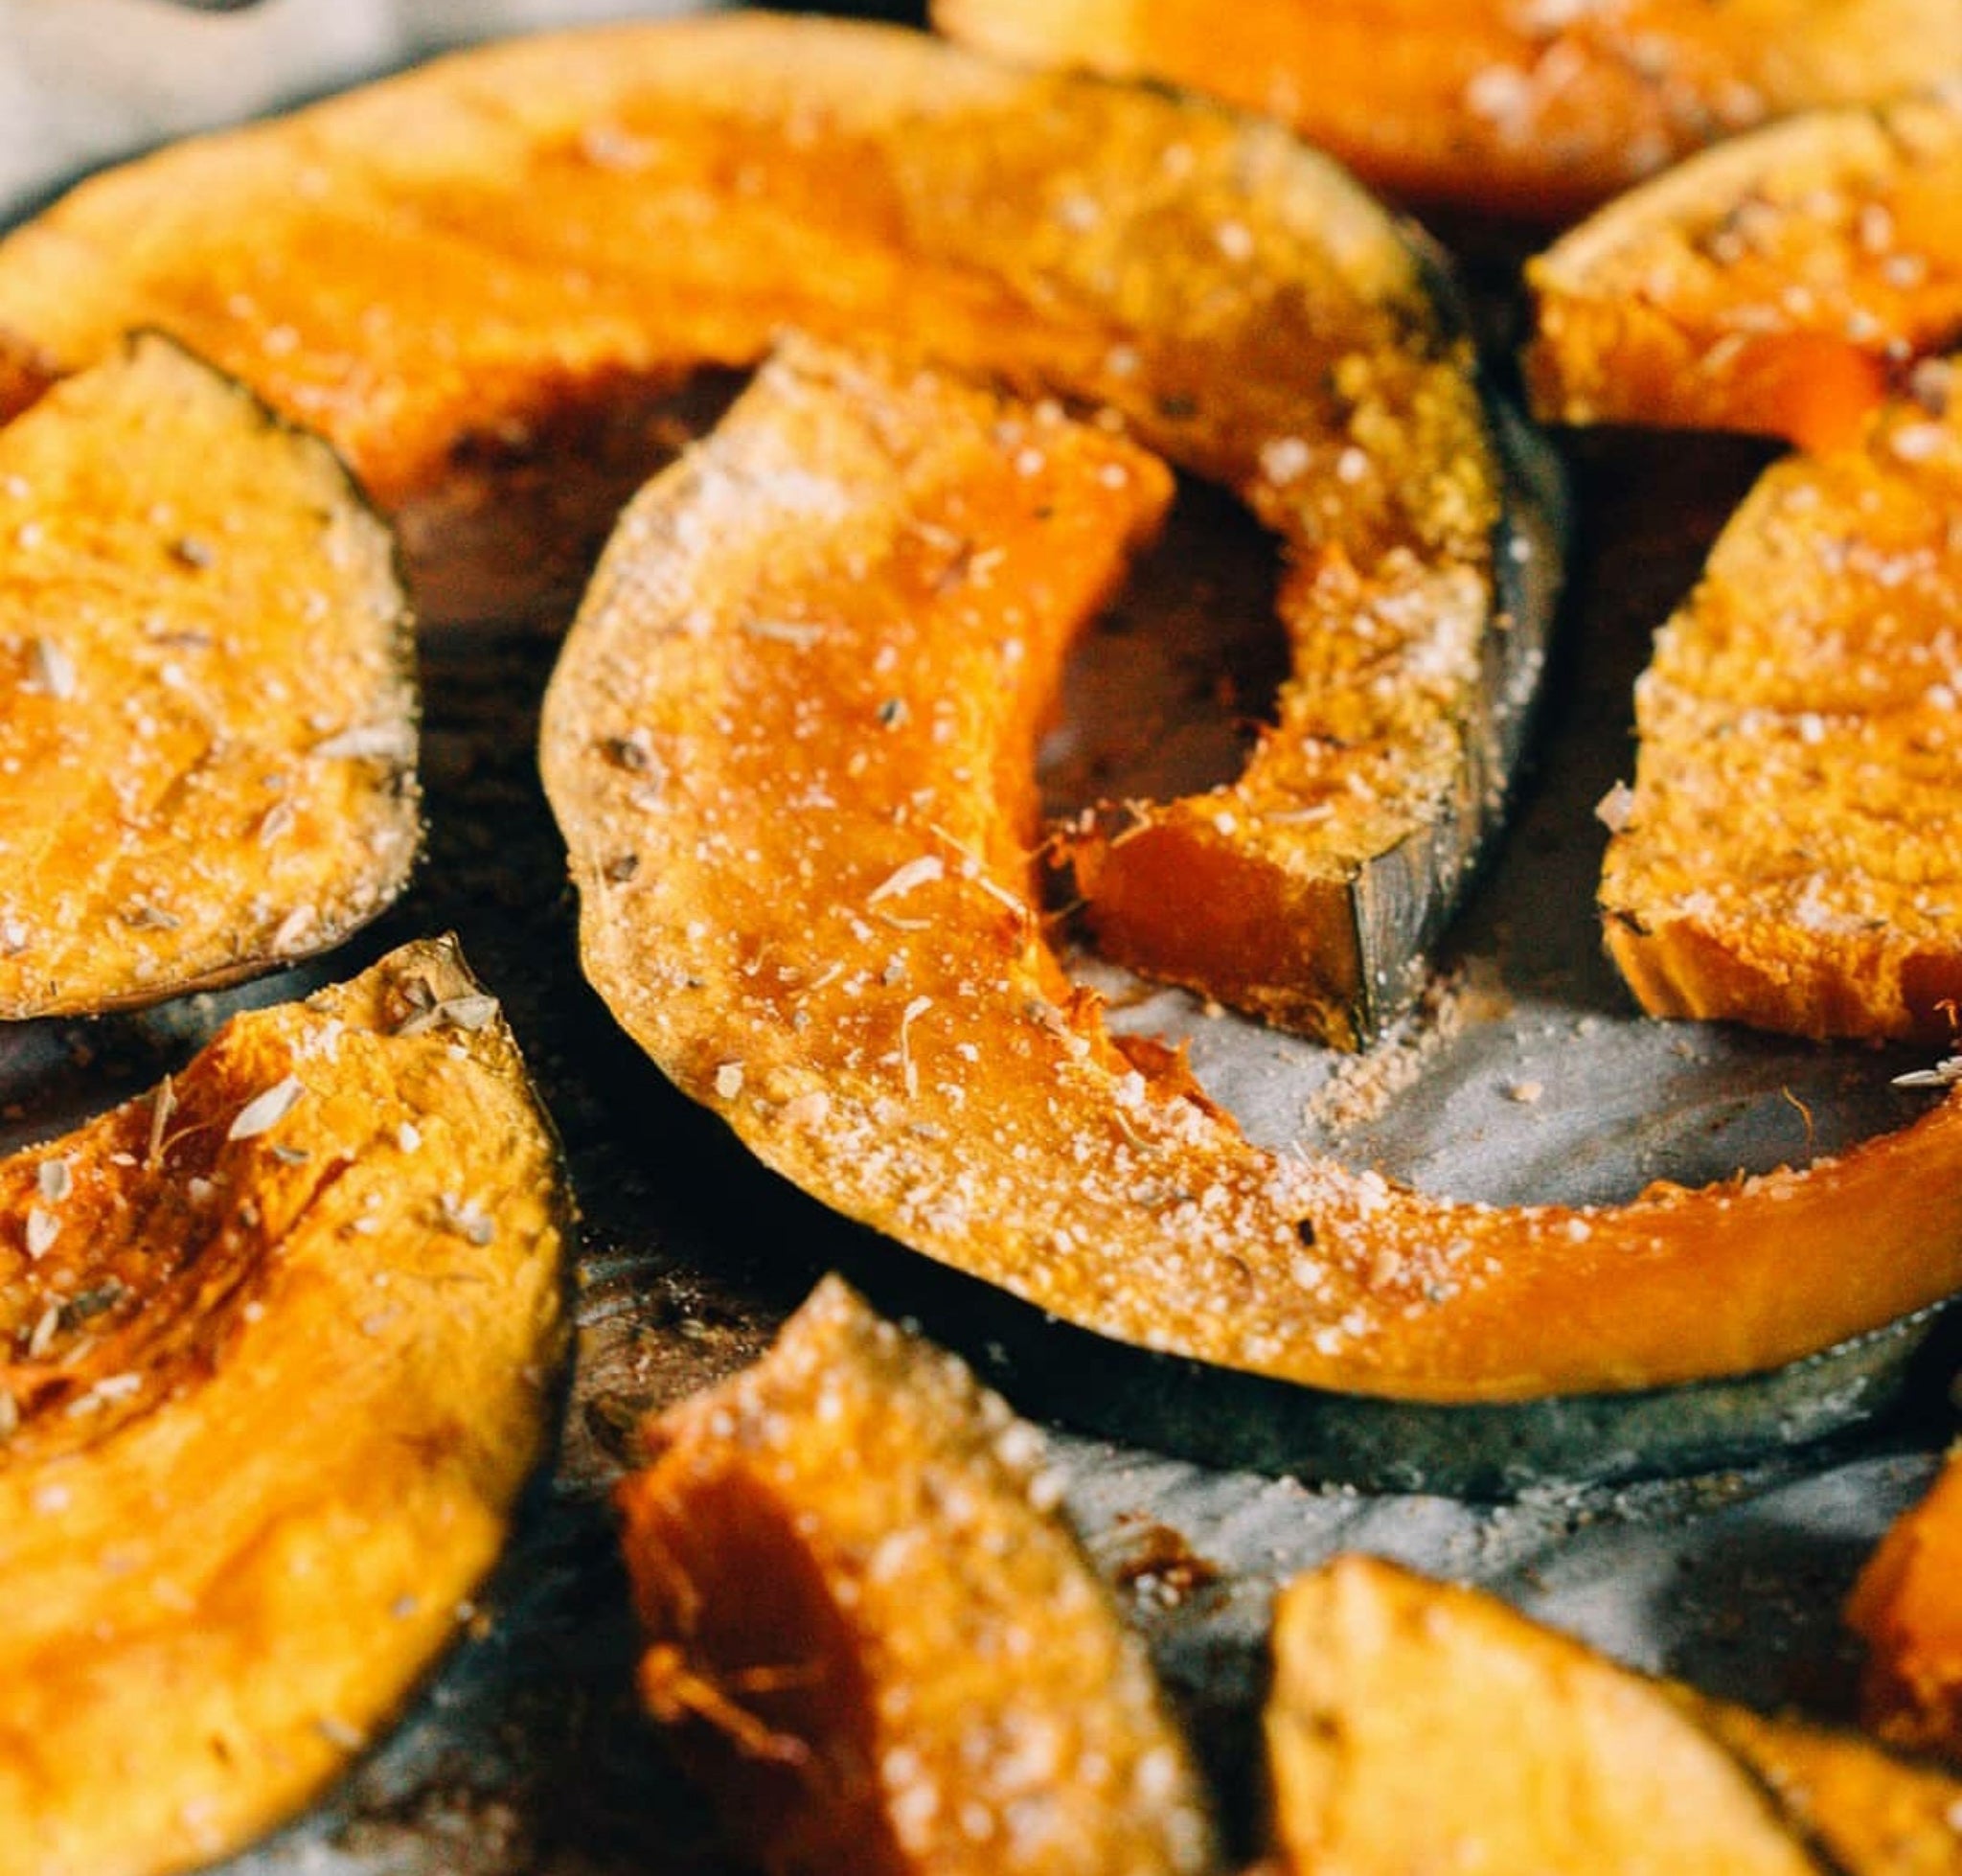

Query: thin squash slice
[[0, 332, 417, 1018], [1267, 1555, 1962, 1874], [1599, 382, 1962, 1042], [0, 11, 1556, 1047], [0, 937, 570, 1876], [543, 334, 1962, 1424], [1847, 1446, 1962, 1769], [615, 1274, 1215, 1876], [1528, 93, 1962, 451], [935, 0, 1962, 226]]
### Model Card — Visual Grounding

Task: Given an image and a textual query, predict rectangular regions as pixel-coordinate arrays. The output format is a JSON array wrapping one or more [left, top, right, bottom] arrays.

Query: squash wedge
[[0, 11, 1557, 1046], [1689, 1694, 1962, 1874], [935, 0, 1962, 226], [1267, 1555, 1962, 1874], [0, 937, 570, 1876], [1266, 1556, 1823, 1872], [1847, 1446, 1962, 1769], [615, 1274, 1215, 1876], [0, 332, 418, 1018], [1528, 94, 1962, 451], [1599, 385, 1962, 1042], [543, 334, 1962, 1427]]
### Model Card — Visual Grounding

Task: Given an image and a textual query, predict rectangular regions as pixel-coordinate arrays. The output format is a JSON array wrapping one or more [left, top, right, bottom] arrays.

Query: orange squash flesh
[[1600, 382, 1962, 1042], [543, 334, 1962, 1406], [1847, 1446, 1962, 1770], [0, 332, 418, 1018], [935, 0, 1962, 226], [1528, 96, 1962, 450], [1267, 1557, 1823, 1872], [1267, 1555, 1962, 1874], [0, 11, 1542, 1047], [0, 938, 570, 1876], [615, 1275, 1215, 1876], [1689, 1695, 1962, 1874]]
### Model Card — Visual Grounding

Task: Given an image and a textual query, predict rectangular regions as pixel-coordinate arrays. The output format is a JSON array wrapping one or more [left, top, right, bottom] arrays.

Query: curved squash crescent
[[0, 938, 569, 1876], [541, 337, 1962, 1413], [1526, 98, 1962, 1042], [0, 12, 1557, 1047], [936, 0, 1962, 226], [1527, 94, 1962, 450], [0, 332, 419, 1018]]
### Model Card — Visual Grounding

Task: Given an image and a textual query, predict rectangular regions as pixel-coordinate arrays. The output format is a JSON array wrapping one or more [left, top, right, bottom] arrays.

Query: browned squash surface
[[935, 0, 1962, 225], [1599, 382, 1962, 1042], [1847, 1447, 1962, 1770], [1266, 1555, 1825, 1873], [542, 333, 1962, 1405], [1270, 1555, 1962, 1873], [1689, 1693, 1962, 1874], [0, 937, 570, 1876], [615, 1274, 1214, 1876], [0, 11, 1541, 1047], [1528, 95, 1962, 451], [0, 333, 417, 1018]]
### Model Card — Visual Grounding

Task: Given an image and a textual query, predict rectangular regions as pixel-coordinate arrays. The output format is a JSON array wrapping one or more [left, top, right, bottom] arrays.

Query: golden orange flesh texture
[[542, 335, 1962, 1404], [1267, 1555, 1962, 1875], [0, 11, 1517, 1047], [1847, 1446, 1962, 1771], [1529, 95, 1962, 451], [615, 1275, 1215, 1876], [1685, 1693, 1962, 1875], [0, 938, 569, 1876], [0, 333, 417, 1018], [936, 0, 1962, 226], [1267, 1557, 1819, 1873], [1600, 382, 1962, 1042]]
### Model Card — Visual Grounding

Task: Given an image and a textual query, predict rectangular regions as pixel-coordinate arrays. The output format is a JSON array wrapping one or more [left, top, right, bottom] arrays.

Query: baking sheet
[[1, 7, 1956, 1870]]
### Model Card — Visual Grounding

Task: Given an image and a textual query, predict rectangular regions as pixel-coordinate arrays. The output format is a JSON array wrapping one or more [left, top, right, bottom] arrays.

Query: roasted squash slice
[[0, 11, 1556, 1047], [1528, 94, 1962, 451], [1599, 384, 1962, 1042], [0, 332, 417, 1018], [1529, 99, 1962, 1041], [1847, 1446, 1962, 1769], [1689, 1693, 1962, 1874], [0, 937, 569, 1876], [935, 0, 1962, 226], [1267, 1555, 1962, 1874], [615, 1274, 1215, 1876], [1266, 1556, 1822, 1872], [543, 334, 1962, 1427]]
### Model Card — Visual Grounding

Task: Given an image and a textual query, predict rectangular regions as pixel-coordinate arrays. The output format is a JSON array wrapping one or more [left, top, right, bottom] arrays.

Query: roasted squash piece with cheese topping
[[1847, 1446, 1962, 1771], [616, 1275, 1214, 1876], [0, 938, 569, 1876], [1599, 382, 1962, 1042], [1528, 96, 1962, 1042], [1267, 1557, 1820, 1872], [543, 333, 1962, 1423], [1268, 1556, 1962, 1875], [1528, 94, 1962, 451], [936, 0, 1962, 226], [0, 332, 418, 1018], [0, 11, 1557, 1046]]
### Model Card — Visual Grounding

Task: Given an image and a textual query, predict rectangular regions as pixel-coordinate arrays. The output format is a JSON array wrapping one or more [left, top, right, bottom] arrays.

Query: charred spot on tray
[[1106, 1518, 1224, 1608]]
